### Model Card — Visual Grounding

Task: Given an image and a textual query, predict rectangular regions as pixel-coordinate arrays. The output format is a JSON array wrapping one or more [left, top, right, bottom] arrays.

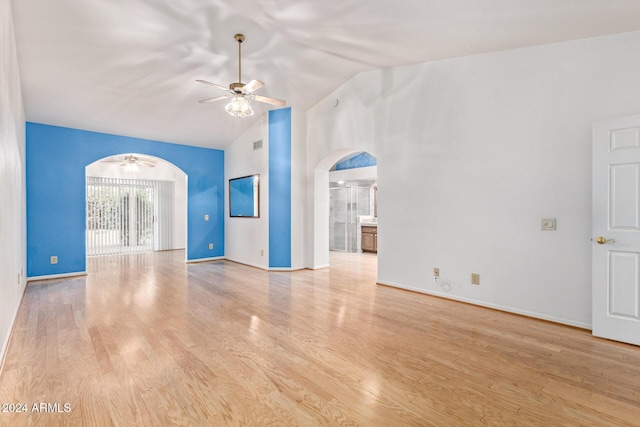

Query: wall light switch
[[204, 214, 209, 221], [50, 256, 58, 265], [541, 218, 556, 231]]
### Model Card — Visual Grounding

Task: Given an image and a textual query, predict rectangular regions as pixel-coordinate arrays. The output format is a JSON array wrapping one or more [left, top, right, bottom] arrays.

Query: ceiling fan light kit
[[197, 34, 286, 118], [124, 161, 140, 174], [225, 94, 254, 118]]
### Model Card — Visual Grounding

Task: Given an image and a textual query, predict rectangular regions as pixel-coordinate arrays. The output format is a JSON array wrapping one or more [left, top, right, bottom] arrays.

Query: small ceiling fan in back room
[[101, 154, 156, 174], [196, 33, 286, 118]]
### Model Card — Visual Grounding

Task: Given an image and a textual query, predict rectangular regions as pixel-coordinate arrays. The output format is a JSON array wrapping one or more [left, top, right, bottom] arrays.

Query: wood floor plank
[[1, 250, 639, 426]]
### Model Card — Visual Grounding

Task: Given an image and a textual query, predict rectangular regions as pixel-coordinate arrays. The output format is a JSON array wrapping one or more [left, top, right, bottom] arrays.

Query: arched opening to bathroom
[[311, 149, 377, 268], [328, 152, 377, 254]]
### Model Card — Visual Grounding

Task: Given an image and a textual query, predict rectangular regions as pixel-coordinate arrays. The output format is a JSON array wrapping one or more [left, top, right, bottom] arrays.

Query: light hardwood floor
[[1, 250, 639, 426]]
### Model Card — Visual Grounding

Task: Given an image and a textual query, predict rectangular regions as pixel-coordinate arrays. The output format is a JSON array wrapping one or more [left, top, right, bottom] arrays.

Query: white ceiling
[[12, 0, 640, 149]]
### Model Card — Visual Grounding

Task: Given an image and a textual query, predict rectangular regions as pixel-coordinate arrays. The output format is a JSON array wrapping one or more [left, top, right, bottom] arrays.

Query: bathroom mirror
[[229, 174, 260, 217]]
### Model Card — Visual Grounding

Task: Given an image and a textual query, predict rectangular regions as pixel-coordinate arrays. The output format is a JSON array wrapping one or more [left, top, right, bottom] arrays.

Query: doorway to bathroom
[[328, 151, 377, 254], [329, 183, 376, 253]]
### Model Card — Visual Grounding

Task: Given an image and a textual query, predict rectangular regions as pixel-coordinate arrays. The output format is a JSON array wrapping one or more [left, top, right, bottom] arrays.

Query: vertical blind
[[86, 177, 174, 256]]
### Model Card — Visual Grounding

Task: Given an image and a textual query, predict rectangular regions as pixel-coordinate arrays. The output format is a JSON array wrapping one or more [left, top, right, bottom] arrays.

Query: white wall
[[0, 0, 27, 364], [86, 156, 187, 249], [225, 115, 270, 269], [305, 31, 640, 328]]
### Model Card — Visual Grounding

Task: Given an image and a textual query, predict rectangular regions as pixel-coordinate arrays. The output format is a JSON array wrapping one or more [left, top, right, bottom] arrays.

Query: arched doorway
[[329, 152, 377, 253], [310, 148, 377, 268], [85, 153, 188, 257]]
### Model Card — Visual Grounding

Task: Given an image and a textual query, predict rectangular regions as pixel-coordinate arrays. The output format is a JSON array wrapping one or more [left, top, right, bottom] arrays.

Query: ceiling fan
[[102, 155, 156, 173], [196, 33, 286, 118]]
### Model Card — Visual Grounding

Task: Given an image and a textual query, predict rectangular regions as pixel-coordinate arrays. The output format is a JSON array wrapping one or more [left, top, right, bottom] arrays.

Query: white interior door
[[593, 114, 640, 346]]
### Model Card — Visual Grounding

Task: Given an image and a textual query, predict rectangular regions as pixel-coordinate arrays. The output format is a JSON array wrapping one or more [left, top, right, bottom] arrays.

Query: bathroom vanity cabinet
[[361, 225, 377, 253]]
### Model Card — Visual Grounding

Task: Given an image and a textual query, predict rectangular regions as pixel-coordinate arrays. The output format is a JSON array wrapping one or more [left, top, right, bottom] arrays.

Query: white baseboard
[[224, 258, 268, 270], [0, 282, 27, 375], [377, 280, 592, 330], [185, 256, 224, 264], [309, 264, 330, 270], [269, 266, 306, 272], [27, 271, 88, 282], [224, 257, 305, 271]]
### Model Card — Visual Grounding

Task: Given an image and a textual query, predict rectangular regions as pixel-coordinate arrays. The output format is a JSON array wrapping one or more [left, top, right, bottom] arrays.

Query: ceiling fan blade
[[199, 95, 228, 103], [243, 79, 265, 93], [254, 95, 286, 107], [196, 80, 229, 91]]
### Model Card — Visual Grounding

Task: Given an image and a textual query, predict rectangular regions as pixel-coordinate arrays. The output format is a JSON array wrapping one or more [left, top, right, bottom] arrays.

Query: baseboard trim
[[0, 281, 28, 377], [377, 280, 592, 330], [27, 271, 88, 282], [186, 255, 310, 272], [309, 264, 330, 270], [185, 256, 224, 264], [223, 258, 306, 271], [224, 258, 268, 270], [269, 266, 305, 272]]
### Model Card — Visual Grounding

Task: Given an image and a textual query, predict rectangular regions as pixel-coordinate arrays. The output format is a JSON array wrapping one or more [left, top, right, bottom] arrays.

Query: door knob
[[595, 236, 615, 244]]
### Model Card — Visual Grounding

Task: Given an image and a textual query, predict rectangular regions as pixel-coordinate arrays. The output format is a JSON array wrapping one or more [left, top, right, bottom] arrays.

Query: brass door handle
[[594, 236, 615, 245]]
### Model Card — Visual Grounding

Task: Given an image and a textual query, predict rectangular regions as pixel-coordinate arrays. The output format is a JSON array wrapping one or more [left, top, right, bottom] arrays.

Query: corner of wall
[[0, 0, 28, 369]]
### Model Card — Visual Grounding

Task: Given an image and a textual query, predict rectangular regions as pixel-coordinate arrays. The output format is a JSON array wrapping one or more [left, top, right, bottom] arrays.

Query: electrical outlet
[[50, 256, 58, 265], [471, 273, 480, 285], [261, 249, 264, 256], [434, 267, 440, 277], [541, 218, 556, 231], [209, 243, 214, 250], [204, 214, 209, 221]]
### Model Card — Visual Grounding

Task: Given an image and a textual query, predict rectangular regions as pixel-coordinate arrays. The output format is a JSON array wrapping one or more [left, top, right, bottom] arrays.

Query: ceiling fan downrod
[[235, 33, 245, 85]]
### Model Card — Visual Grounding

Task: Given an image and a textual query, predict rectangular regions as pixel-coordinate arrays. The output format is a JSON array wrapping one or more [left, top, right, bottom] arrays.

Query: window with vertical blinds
[[86, 177, 174, 256]]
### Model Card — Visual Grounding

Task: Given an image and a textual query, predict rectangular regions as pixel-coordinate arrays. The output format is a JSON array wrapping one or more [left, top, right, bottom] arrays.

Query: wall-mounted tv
[[229, 174, 260, 218]]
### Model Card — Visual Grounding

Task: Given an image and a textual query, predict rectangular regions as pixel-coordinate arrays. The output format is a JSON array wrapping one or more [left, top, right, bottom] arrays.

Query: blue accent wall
[[334, 152, 377, 170], [26, 123, 224, 277], [268, 108, 292, 268]]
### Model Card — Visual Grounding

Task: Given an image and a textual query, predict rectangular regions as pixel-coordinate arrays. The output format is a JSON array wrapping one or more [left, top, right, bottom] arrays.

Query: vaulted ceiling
[[12, 0, 640, 149]]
